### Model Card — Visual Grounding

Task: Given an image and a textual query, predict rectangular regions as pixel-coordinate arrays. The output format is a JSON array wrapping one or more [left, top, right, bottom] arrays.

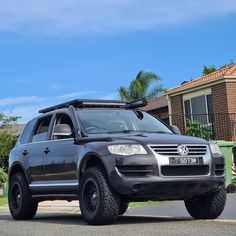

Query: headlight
[[108, 144, 147, 156], [209, 143, 222, 155]]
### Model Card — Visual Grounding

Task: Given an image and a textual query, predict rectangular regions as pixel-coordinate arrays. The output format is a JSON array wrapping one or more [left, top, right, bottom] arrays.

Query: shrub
[[0, 167, 8, 183], [186, 119, 213, 140]]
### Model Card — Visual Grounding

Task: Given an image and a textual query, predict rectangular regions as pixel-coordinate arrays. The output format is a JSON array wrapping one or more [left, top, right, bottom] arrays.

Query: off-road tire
[[79, 167, 120, 225], [119, 200, 129, 215], [8, 173, 38, 220], [184, 187, 226, 219]]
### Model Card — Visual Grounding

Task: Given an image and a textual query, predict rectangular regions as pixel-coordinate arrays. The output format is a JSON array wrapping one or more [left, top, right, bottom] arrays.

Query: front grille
[[161, 165, 209, 176], [150, 144, 207, 156], [116, 165, 155, 177]]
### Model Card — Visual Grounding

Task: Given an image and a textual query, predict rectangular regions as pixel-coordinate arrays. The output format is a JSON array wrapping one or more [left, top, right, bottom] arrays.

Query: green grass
[[0, 197, 8, 206], [129, 201, 163, 208]]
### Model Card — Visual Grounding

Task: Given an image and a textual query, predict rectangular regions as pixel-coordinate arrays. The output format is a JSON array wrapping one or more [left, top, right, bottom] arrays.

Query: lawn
[[129, 201, 163, 208], [0, 197, 8, 206]]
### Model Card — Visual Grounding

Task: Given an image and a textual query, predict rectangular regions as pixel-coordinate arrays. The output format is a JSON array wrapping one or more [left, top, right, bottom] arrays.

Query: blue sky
[[0, 0, 236, 123]]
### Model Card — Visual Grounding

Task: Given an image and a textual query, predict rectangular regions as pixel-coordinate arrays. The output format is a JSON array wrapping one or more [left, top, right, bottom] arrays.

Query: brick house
[[142, 95, 169, 124], [144, 63, 236, 141]]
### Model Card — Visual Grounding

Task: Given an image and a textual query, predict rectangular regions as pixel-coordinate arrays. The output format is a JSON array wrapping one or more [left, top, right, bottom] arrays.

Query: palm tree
[[119, 70, 165, 100]]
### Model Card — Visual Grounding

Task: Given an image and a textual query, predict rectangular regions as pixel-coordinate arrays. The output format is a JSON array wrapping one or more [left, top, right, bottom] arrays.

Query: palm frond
[[118, 86, 131, 100]]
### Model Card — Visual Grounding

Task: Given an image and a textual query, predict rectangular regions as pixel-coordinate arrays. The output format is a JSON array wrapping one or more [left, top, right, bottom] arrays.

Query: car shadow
[[1, 213, 193, 226]]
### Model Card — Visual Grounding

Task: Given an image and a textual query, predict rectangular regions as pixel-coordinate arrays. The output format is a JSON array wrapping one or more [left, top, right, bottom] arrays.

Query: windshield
[[77, 109, 173, 135]]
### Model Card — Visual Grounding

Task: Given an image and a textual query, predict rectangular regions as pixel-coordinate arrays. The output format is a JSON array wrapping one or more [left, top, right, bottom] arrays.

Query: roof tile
[[167, 63, 236, 94]]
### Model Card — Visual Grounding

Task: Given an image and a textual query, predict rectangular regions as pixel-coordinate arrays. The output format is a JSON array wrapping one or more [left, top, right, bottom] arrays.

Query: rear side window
[[32, 116, 52, 143], [20, 119, 37, 144]]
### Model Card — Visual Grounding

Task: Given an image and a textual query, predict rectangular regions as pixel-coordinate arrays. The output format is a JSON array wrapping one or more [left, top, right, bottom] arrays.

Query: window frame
[[183, 90, 212, 125]]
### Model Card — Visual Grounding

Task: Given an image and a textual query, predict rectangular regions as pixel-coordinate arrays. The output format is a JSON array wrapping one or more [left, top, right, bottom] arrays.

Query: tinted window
[[20, 119, 37, 144], [32, 116, 52, 142], [78, 109, 172, 134]]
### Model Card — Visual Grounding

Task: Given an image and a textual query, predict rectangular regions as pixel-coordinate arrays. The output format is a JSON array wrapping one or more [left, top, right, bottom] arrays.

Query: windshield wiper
[[130, 130, 173, 134], [105, 130, 172, 134], [106, 130, 139, 134]]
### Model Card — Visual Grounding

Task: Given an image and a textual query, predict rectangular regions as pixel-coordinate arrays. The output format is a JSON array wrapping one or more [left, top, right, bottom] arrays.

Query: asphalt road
[[1, 195, 236, 236], [1, 212, 236, 236], [127, 193, 236, 219]]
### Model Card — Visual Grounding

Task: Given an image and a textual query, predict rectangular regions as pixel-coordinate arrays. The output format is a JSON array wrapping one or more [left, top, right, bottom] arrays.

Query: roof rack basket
[[39, 98, 147, 113]]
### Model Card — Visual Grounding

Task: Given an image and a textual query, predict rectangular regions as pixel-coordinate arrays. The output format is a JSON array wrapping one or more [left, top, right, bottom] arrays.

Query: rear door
[[43, 112, 79, 193], [25, 115, 53, 191]]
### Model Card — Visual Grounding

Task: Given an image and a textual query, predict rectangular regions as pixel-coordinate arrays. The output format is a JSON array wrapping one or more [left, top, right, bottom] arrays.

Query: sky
[[0, 0, 236, 123]]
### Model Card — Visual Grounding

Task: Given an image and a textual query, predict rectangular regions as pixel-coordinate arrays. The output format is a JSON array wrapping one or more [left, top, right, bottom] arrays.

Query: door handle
[[22, 150, 28, 156], [44, 147, 50, 154]]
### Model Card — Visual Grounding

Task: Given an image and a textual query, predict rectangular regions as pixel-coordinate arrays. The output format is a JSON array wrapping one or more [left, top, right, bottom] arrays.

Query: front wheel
[[119, 200, 129, 215], [79, 167, 120, 225], [184, 187, 226, 219], [8, 173, 38, 220]]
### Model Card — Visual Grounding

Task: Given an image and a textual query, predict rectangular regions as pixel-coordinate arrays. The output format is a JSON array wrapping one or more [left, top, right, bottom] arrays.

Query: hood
[[110, 133, 208, 145]]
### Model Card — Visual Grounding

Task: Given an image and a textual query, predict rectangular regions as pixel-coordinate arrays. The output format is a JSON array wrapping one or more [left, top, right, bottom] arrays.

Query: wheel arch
[[9, 162, 29, 184], [78, 152, 109, 179]]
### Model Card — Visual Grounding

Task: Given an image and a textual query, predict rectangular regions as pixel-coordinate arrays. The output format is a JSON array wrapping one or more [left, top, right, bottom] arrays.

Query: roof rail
[[38, 98, 147, 113]]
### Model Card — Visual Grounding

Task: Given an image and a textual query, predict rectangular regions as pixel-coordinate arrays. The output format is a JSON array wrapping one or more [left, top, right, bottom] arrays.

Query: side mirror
[[171, 125, 181, 135], [53, 124, 72, 137]]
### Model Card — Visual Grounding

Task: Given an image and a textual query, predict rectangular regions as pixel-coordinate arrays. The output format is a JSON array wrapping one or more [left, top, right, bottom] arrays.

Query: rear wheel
[[184, 187, 226, 219], [79, 167, 120, 225], [119, 200, 129, 215], [8, 173, 38, 220]]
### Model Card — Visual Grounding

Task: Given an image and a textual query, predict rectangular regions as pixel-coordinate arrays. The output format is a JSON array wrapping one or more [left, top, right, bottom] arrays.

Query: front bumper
[[110, 174, 224, 200], [104, 152, 225, 200]]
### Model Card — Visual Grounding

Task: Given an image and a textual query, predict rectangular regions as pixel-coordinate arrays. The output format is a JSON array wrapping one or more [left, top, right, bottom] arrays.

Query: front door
[[44, 113, 78, 193]]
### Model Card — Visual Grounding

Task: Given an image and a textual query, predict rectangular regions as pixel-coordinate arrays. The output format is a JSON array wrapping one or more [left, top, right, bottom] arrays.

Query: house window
[[184, 94, 212, 124]]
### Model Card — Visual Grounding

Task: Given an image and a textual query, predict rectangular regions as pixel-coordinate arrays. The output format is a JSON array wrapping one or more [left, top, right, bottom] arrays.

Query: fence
[[169, 113, 236, 141]]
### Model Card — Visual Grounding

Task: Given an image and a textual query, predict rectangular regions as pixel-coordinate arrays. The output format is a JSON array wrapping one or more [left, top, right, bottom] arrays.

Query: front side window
[[52, 114, 74, 140], [32, 116, 52, 142], [78, 109, 173, 135]]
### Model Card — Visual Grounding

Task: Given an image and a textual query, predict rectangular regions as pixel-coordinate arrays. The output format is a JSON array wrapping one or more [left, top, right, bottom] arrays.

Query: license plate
[[169, 157, 200, 165]]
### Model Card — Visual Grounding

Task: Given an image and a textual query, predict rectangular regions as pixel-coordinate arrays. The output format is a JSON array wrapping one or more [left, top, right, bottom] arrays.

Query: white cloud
[[5, 105, 43, 123], [0, 0, 236, 35], [57, 91, 96, 99], [0, 96, 47, 106], [99, 93, 119, 100], [0, 91, 104, 123]]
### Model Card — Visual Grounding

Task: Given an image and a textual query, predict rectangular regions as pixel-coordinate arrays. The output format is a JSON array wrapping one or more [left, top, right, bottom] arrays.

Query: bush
[[0, 167, 8, 183], [186, 119, 213, 140], [0, 111, 20, 170]]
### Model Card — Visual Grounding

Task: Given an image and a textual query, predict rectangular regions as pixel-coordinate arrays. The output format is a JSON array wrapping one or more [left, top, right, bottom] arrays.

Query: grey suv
[[8, 98, 226, 225]]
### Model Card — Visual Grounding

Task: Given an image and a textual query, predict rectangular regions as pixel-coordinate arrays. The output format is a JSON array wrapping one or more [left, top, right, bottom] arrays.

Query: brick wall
[[170, 94, 185, 134], [226, 82, 236, 141], [211, 83, 232, 140], [210, 82, 236, 141]]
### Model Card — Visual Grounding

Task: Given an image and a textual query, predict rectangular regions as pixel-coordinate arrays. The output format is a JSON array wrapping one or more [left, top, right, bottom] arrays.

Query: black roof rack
[[38, 98, 147, 114]]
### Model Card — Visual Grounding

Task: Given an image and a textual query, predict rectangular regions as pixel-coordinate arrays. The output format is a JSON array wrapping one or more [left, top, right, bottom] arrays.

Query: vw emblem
[[178, 145, 189, 156]]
